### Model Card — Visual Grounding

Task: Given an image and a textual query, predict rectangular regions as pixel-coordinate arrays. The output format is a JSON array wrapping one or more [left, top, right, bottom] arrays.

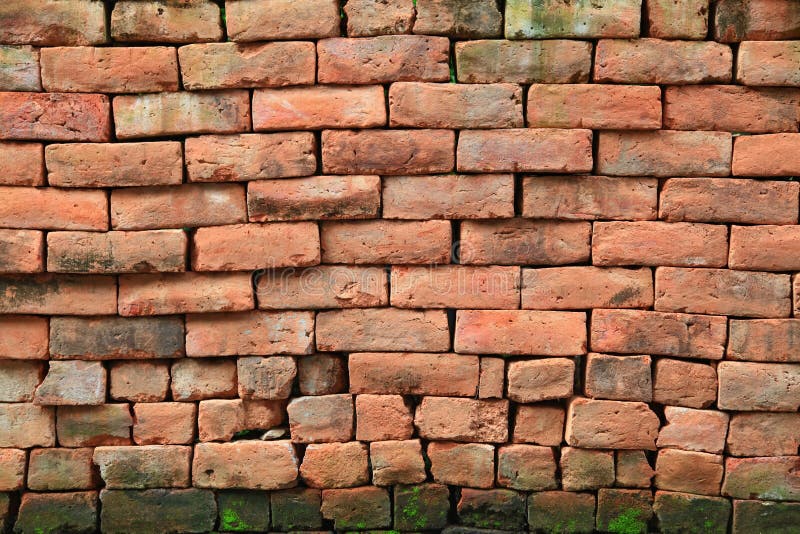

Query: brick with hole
[[27, 448, 98, 491], [0, 449, 25, 491], [370, 439, 427, 486], [560, 447, 615, 491], [383, 174, 514, 219], [657, 407, 729, 454], [0, 45, 41, 91], [414, 0, 502, 38], [0, 142, 44, 186], [647, 0, 710, 39], [0, 229, 43, 273], [497, 444, 558, 491], [522, 267, 654, 310], [51, 317, 184, 361], [732, 133, 800, 176], [728, 319, 800, 362], [505, 0, 641, 38], [237, 357, 296, 400], [288, 394, 354, 443], [344, 0, 415, 36], [391, 265, 520, 309], [186, 311, 314, 356], [226, 0, 339, 41], [110, 0, 221, 43], [736, 41, 800, 86], [0, 361, 44, 402], [0, 0, 107, 45], [528, 492, 597, 534], [99, 489, 216, 534], [0, 274, 117, 316], [322, 486, 391, 530], [717, 361, 800, 411], [0, 92, 110, 142], [322, 220, 451, 264], [655, 449, 724, 496], [0, 315, 48, 360], [118, 273, 253, 316], [726, 412, 800, 457], [714, 0, 800, 41], [34, 360, 106, 406], [0, 186, 107, 231], [512, 405, 564, 446], [349, 352, 479, 397], [93, 445, 191, 489], [14, 492, 99, 534], [193, 441, 299, 490], [57, 404, 132, 447], [109, 361, 170, 403], [653, 358, 718, 409], [298, 354, 347, 396], [427, 442, 495, 489], [254, 86, 386, 130], [133, 402, 197, 445], [415, 397, 508, 443], [565, 398, 659, 450], [722, 456, 800, 501], [170, 359, 237, 402], [300, 442, 369, 488], [457, 488, 527, 531], [507, 358, 575, 403], [585, 353, 652, 402], [258, 266, 388, 310], [355, 394, 414, 442]]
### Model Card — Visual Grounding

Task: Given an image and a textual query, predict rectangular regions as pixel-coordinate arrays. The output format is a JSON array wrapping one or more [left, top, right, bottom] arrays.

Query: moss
[[220, 508, 252, 532], [607, 509, 647, 534]]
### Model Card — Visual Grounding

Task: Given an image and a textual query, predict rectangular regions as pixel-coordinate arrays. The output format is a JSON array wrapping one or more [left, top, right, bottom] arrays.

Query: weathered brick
[[113, 91, 250, 139], [298, 354, 346, 396], [647, 0, 710, 39], [34, 360, 106, 406], [349, 352, 479, 396], [383, 174, 514, 219], [527, 83, 661, 129], [565, 397, 660, 450], [0, 404, 54, 448], [733, 500, 800, 534], [217, 491, 270, 533], [254, 86, 385, 130], [322, 129, 455, 175], [257, 266, 387, 310], [657, 406, 729, 454], [370, 439, 426, 486], [0, 45, 41, 90], [318, 36, 449, 84], [57, 404, 132, 447], [321, 486, 391, 530], [479, 357, 504, 399], [655, 267, 791, 318], [722, 457, 800, 501], [0, 449, 25, 491], [594, 38, 732, 84], [321, 220, 451, 264], [186, 133, 316, 183], [271, 488, 323, 531], [0, 92, 110, 141], [585, 353, 652, 402], [0, 142, 44, 186], [654, 358, 718, 408], [0, 0, 106, 45], [0, 274, 116, 315], [457, 128, 593, 173], [179, 42, 315, 90], [428, 442, 495, 488], [0, 229, 43, 273], [714, 0, 800, 41], [415, 0, 502, 38], [497, 444, 558, 491], [300, 441, 368, 488], [560, 447, 615, 491], [512, 405, 564, 446], [390, 82, 522, 128], [737, 41, 800, 86], [730, 225, 800, 271], [460, 219, 591, 265], [345, 0, 415, 36], [318, 308, 449, 352], [133, 402, 196, 445], [415, 397, 508, 443], [522, 266, 653, 310], [287, 394, 354, 443], [237, 356, 296, 400], [111, 0, 221, 43], [507, 358, 575, 403], [528, 492, 596, 534], [655, 449, 724, 496], [198, 399, 283, 442], [170, 359, 237, 401], [732, 133, 800, 176], [109, 361, 170, 402], [28, 448, 98, 491], [457, 488, 527, 531], [100, 489, 216, 534], [186, 311, 314, 356], [227, 0, 339, 41], [616, 450, 655, 488], [391, 265, 520, 309], [456, 39, 592, 83], [718, 361, 800, 411], [593, 221, 728, 267], [506, 0, 641, 38], [728, 319, 800, 362], [46, 142, 183, 188], [0, 186, 107, 231], [111, 183, 246, 230], [119, 272, 252, 316], [355, 394, 414, 441], [665, 85, 800, 132], [41, 46, 178, 93], [0, 315, 48, 359], [455, 310, 587, 355], [394, 484, 450, 532], [51, 316, 184, 359], [15, 492, 99, 534], [94, 445, 191, 489], [0, 361, 44, 402], [727, 412, 800, 457]]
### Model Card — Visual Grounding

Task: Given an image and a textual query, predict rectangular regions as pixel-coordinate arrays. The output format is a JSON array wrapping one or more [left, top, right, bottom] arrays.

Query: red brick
[[113, 91, 250, 139], [318, 36, 449, 84], [321, 220, 451, 264], [111, 183, 245, 230], [522, 266, 653, 310], [321, 486, 390, 530], [355, 394, 414, 441], [349, 352, 479, 397], [730, 225, 800, 271], [657, 406, 729, 454], [655, 449, 724, 496], [390, 82, 522, 128], [298, 354, 346, 396], [227, 0, 339, 40], [727, 412, 800, 456], [94, 445, 191, 489], [460, 219, 591, 265], [428, 442, 494, 488], [647, 0, 709, 39], [198, 399, 283, 442], [344, 0, 415, 36], [109, 361, 170, 402], [560, 447, 615, 491], [0, 186, 107, 231], [111, 0, 221, 43], [654, 358, 718, 408], [0, 404, 54, 448], [46, 142, 183, 188], [718, 361, 800, 411], [660, 178, 798, 225], [455, 310, 586, 356], [287, 394, 354, 443], [28, 448, 98, 491], [57, 404, 132, 447], [714, 0, 800, 41], [254, 86, 385, 130], [34, 360, 106, 406], [391, 265, 519, 309], [497, 444, 558, 491], [479, 357, 505, 399], [41, 46, 178, 93], [0, 449, 25, 491], [505, 0, 641, 38], [665, 85, 800, 132], [0, 274, 116, 315], [370, 439, 426, 486], [0, 0, 107, 45], [179, 42, 315, 90], [527, 84, 661, 129], [193, 441, 299, 490], [594, 38, 732, 84], [15, 492, 99, 534], [616, 450, 655, 488], [456, 39, 592, 83], [133, 402, 196, 445], [457, 128, 593, 173], [118, 272, 253, 316], [192, 223, 319, 271], [415, 397, 508, 443], [301, 442, 369, 489], [0, 92, 110, 142], [507, 358, 575, 403], [257, 266, 387, 310], [0, 45, 41, 91], [593, 221, 728, 267], [0, 361, 44, 402], [186, 133, 316, 183], [736, 41, 800, 86], [237, 356, 296, 400], [317, 309, 449, 352], [728, 319, 800, 362], [170, 359, 237, 401], [522, 175, 658, 221], [0, 142, 44, 186], [655, 267, 791, 318], [722, 457, 800, 501], [0, 229, 43, 273], [0, 315, 48, 359], [512, 405, 565, 448], [322, 129, 454, 175], [733, 133, 800, 176], [592, 309, 727, 359], [585, 353, 652, 402], [565, 397, 659, 450], [415, 0, 502, 37], [383, 174, 514, 219], [186, 311, 314, 357]]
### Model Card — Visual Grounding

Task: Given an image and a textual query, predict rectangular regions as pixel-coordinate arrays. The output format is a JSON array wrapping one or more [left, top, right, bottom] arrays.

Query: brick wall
[[1, 0, 799, 532]]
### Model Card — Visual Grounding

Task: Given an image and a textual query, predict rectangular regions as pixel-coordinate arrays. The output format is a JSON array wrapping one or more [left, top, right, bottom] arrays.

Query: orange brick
[[57, 404, 132, 447], [257, 266, 387, 310], [0, 92, 110, 142], [732, 133, 800, 176], [655, 449, 724, 496], [585, 353, 652, 402], [455, 310, 586, 356], [186, 311, 314, 357], [507, 358, 575, 403], [0, 45, 41, 91], [355, 394, 414, 441], [344, 0, 414, 36], [0, 449, 25, 491], [718, 361, 800, 411], [237, 356, 296, 400], [522, 266, 653, 310], [657, 406, 729, 454], [727, 412, 800, 456], [653, 358, 718, 408], [391, 265, 520, 309], [111, 0, 221, 43], [0, 315, 48, 360], [133, 402, 197, 445], [457, 129, 593, 173], [40, 46, 178, 93], [317, 309, 449, 352], [497, 444, 558, 491], [0, 186, 107, 231], [321, 220, 451, 264], [512, 405, 564, 446], [647, 0, 709, 39], [505, 0, 640, 38], [27, 448, 98, 491], [254, 86, 386, 130], [50, 316, 184, 360], [0, 274, 116, 315], [714, 0, 800, 41], [0, 404, 55, 448], [288, 394, 354, 443], [428, 442, 495, 488], [301, 442, 368, 488], [0, 229, 43, 273], [736, 41, 800, 86], [171, 359, 237, 401], [0, 0, 107, 45], [193, 441, 299, 490], [415, 0, 502, 37], [728, 319, 800, 362], [415, 397, 508, 443], [565, 397, 659, 450], [349, 352, 479, 396], [33, 360, 107, 405], [299, 354, 346, 396], [730, 225, 800, 271], [0, 142, 44, 186], [0, 361, 44, 402], [109, 361, 170, 402], [227, 0, 339, 41], [560, 447, 615, 491], [383, 174, 514, 219], [93, 445, 191, 489], [370, 439, 426, 486]]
